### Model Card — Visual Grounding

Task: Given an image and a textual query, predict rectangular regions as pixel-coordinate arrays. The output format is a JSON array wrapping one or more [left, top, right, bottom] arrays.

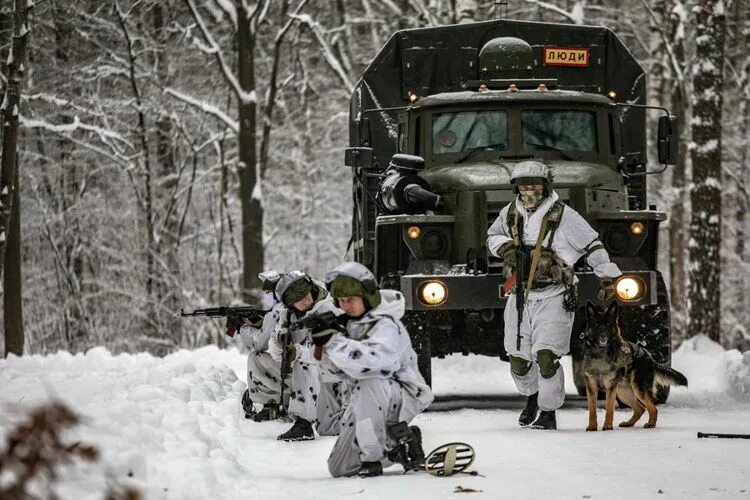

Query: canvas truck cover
[[350, 19, 646, 168]]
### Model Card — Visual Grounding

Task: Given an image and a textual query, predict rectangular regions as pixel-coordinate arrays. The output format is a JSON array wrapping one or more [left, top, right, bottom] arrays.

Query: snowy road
[[1, 336, 749, 499]]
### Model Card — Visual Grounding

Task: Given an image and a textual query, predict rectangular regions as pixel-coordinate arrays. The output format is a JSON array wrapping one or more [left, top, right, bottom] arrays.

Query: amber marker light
[[615, 276, 645, 301], [630, 222, 645, 235], [419, 281, 448, 306], [508, 84, 518, 92], [408, 92, 419, 103], [407, 226, 421, 239], [607, 90, 617, 100]]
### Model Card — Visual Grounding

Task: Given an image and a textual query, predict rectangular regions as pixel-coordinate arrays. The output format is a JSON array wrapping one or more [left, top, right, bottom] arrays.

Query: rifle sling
[[524, 209, 556, 305]]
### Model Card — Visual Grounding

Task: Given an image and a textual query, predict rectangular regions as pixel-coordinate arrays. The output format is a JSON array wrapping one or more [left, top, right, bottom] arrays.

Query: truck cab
[[345, 20, 676, 400]]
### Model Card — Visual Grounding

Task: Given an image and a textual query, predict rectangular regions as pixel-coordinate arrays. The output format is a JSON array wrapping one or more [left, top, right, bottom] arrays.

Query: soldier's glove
[[597, 278, 616, 302], [225, 314, 243, 337], [499, 242, 517, 269], [311, 326, 344, 347]]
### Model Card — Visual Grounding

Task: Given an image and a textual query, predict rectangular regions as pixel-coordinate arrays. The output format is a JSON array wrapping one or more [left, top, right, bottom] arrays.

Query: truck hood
[[421, 160, 622, 193]]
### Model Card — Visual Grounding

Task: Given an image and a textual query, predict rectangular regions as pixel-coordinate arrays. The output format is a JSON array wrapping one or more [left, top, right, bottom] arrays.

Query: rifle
[[278, 313, 290, 418], [516, 216, 526, 351], [290, 310, 344, 360], [179, 306, 268, 337]]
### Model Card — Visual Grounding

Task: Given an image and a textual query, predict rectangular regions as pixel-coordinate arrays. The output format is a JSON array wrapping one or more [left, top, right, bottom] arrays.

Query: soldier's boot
[[277, 417, 315, 441], [387, 423, 425, 471], [241, 390, 256, 419], [251, 403, 279, 422], [357, 461, 383, 478], [518, 392, 539, 427], [530, 410, 557, 430]]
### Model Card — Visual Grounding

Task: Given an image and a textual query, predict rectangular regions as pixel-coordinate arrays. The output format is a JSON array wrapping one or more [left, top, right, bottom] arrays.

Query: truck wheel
[[402, 311, 433, 386]]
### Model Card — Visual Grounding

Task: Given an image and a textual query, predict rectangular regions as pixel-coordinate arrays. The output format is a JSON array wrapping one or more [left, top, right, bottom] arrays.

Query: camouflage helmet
[[324, 262, 381, 309], [276, 270, 314, 308], [510, 160, 553, 194], [258, 270, 282, 294]]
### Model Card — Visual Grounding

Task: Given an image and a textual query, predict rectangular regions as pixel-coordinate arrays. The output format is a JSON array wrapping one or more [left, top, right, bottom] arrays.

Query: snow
[[1, 338, 749, 499]]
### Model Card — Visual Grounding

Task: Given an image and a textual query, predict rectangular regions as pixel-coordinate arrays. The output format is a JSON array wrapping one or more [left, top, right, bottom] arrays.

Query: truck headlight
[[418, 281, 448, 306], [615, 276, 645, 301]]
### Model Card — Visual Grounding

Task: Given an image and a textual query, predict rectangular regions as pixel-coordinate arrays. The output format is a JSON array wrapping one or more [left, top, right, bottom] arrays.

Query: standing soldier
[[268, 271, 338, 441], [227, 270, 284, 421], [487, 161, 621, 430], [313, 262, 434, 477]]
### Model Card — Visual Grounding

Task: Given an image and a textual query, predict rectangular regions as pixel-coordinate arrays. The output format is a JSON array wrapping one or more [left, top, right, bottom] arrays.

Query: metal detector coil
[[424, 442, 475, 476]]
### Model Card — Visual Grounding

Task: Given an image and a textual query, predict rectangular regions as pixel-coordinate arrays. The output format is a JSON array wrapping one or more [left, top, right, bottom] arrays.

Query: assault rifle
[[290, 310, 345, 360], [289, 310, 341, 335], [516, 216, 526, 350], [179, 306, 268, 337]]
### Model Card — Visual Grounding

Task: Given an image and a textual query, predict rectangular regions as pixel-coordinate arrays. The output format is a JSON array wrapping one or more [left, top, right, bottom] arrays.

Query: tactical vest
[[506, 200, 574, 289]]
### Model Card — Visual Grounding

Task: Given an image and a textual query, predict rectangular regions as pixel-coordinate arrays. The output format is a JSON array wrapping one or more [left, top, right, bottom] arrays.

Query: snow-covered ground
[[1, 336, 749, 499]]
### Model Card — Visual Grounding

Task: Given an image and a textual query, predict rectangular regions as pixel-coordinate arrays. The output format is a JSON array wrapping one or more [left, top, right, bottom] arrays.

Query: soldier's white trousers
[[327, 378, 403, 477], [316, 381, 349, 436], [246, 350, 319, 421], [504, 292, 574, 411]]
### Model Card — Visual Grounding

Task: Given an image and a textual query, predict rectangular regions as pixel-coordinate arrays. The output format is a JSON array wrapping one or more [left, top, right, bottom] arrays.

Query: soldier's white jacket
[[238, 302, 284, 352], [317, 289, 434, 422], [487, 191, 622, 300], [268, 282, 338, 364]]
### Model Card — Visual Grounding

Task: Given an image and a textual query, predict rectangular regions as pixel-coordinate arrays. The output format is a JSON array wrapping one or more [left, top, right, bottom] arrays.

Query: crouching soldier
[[487, 161, 622, 430], [313, 262, 434, 478], [228, 270, 284, 421], [267, 271, 338, 441]]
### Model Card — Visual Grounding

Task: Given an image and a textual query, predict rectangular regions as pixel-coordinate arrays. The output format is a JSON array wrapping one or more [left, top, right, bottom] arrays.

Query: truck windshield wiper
[[525, 142, 576, 161], [454, 143, 506, 164]]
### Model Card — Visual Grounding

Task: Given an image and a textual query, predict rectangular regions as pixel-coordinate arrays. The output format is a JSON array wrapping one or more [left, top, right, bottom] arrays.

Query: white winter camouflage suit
[[487, 191, 621, 412], [245, 283, 337, 423], [240, 302, 284, 407], [317, 289, 434, 477]]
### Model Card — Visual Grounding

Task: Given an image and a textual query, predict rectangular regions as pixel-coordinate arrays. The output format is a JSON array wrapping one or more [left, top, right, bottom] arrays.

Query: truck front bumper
[[400, 271, 658, 311]]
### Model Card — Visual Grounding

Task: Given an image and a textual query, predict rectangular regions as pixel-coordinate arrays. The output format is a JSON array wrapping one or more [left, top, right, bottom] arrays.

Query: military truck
[[343, 20, 678, 401]]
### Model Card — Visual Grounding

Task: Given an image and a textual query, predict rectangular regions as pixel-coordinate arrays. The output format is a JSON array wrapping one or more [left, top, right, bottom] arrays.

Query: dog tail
[[654, 364, 688, 387]]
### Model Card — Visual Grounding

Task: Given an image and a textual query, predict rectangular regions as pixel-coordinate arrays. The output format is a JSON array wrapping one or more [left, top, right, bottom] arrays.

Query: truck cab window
[[522, 110, 597, 153], [432, 111, 508, 155]]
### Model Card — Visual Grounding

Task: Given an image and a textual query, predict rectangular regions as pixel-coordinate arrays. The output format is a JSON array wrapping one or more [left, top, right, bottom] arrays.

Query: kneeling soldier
[[268, 271, 337, 441], [314, 262, 434, 477]]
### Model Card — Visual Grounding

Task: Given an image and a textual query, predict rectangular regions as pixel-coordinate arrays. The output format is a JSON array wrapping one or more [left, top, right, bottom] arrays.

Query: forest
[[0, 0, 747, 356]]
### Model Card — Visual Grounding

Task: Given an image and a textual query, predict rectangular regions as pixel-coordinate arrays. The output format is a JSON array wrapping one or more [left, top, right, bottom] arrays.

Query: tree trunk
[[0, 0, 30, 357], [152, 3, 181, 339], [668, 0, 688, 343], [236, 1, 263, 304], [687, 0, 726, 342], [456, 0, 478, 23], [3, 164, 22, 355]]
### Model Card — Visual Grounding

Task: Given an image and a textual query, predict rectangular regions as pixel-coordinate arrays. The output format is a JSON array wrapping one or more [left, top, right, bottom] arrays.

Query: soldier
[[268, 271, 338, 441], [227, 270, 285, 421], [487, 161, 622, 430], [313, 262, 434, 478]]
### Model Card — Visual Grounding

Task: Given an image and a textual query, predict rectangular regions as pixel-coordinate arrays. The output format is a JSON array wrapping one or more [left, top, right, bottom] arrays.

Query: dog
[[580, 300, 688, 431]]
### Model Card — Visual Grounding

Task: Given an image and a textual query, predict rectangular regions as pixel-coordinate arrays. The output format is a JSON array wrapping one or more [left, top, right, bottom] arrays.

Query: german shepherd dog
[[581, 301, 688, 431]]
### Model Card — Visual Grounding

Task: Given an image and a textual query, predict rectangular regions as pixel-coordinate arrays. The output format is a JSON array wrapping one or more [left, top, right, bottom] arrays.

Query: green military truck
[[344, 19, 678, 400]]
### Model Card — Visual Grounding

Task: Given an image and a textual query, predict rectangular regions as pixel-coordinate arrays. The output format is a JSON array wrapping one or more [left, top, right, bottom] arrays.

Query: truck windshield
[[522, 110, 597, 152], [432, 111, 508, 155]]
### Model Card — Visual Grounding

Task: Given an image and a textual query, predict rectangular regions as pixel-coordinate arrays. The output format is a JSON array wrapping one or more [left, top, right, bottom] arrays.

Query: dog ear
[[604, 300, 618, 321], [586, 300, 597, 321]]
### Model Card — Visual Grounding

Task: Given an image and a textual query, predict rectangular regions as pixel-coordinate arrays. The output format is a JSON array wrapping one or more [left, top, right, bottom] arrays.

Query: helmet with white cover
[[510, 160, 553, 194], [324, 262, 381, 309], [275, 270, 314, 307]]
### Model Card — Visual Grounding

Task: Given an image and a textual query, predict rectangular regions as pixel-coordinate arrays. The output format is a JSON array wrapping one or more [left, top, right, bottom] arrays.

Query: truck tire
[[403, 311, 433, 386], [572, 274, 672, 403]]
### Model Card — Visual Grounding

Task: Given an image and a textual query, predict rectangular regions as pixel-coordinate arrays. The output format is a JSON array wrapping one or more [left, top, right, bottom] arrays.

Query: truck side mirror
[[344, 147, 375, 169], [657, 115, 678, 165]]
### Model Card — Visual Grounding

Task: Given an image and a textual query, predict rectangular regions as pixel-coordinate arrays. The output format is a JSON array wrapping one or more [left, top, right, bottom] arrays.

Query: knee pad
[[510, 356, 533, 376], [536, 349, 560, 379]]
